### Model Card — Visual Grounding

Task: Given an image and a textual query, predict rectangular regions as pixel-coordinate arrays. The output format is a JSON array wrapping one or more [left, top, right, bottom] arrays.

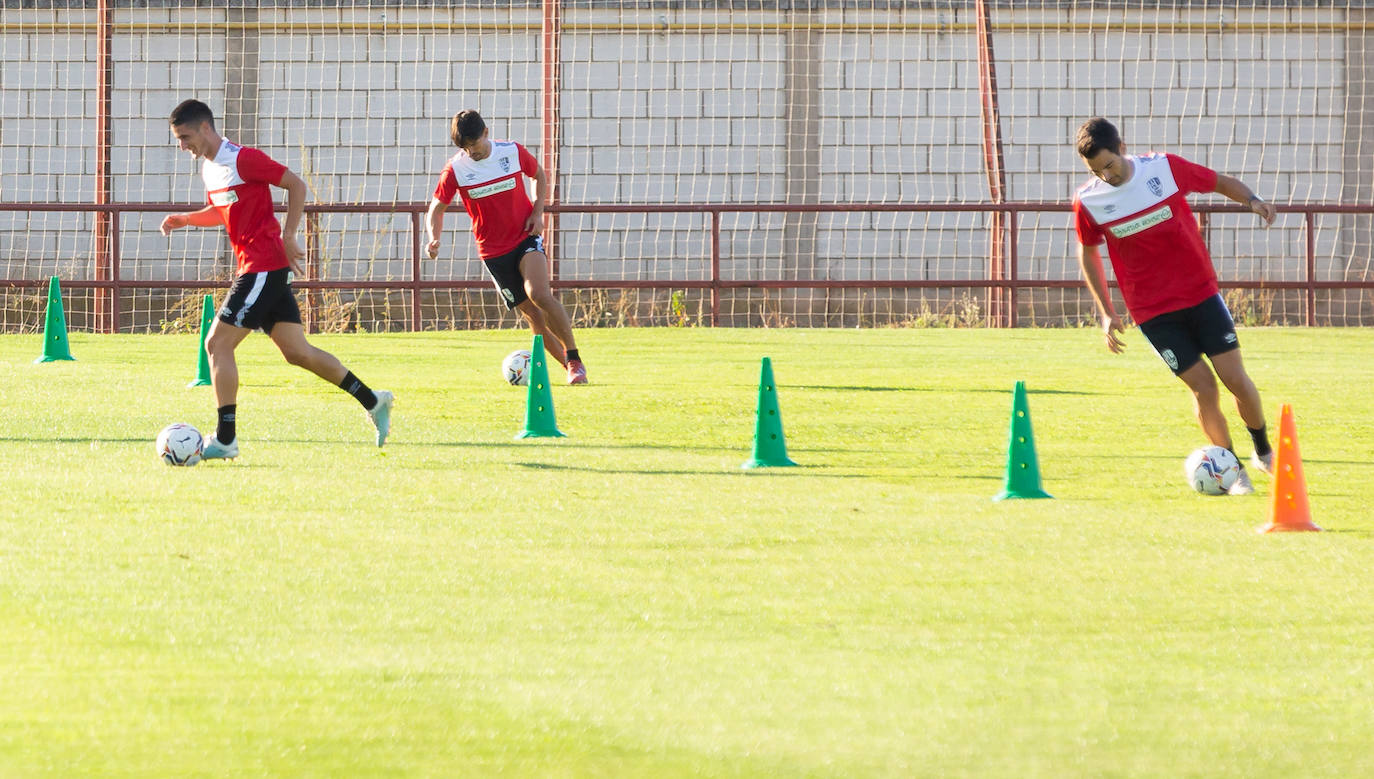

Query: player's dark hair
[[1076, 117, 1122, 159], [451, 110, 486, 148], [170, 99, 215, 129]]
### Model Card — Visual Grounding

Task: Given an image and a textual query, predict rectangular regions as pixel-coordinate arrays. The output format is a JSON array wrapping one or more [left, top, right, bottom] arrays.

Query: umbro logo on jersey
[[1104, 204, 1117, 214], [1148, 177, 1163, 197], [464, 173, 477, 181]]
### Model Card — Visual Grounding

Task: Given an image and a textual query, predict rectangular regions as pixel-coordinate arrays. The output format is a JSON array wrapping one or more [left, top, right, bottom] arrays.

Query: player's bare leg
[[203, 319, 251, 459], [520, 250, 586, 384], [516, 301, 568, 366], [269, 322, 394, 446], [519, 251, 577, 351], [1178, 361, 1233, 450], [206, 319, 250, 407], [1179, 360, 1254, 494], [1210, 348, 1273, 474], [270, 321, 347, 383], [1209, 350, 1265, 430]]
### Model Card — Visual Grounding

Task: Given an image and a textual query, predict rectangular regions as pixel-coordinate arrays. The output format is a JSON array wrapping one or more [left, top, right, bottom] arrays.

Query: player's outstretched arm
[[276, 169, 308, 276], [425, 198, 447, 259], [1078, 242, 1126, 354], [159, 206, 221, 236], [1214, 174, 1276, 226]]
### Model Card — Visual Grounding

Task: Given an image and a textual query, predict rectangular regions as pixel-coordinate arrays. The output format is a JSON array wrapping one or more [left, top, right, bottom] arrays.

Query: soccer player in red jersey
[[160, 100, 393, 458], [425, 110, 588, 384], [1073, 117, 1276, 495]]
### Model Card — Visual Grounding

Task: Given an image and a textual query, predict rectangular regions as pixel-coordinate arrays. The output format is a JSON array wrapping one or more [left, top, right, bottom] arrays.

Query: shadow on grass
[[792, 385, 1103, 395], [512, 461, 858, 478], [0, 436, 149, 444], [1, 437, 925, 464]]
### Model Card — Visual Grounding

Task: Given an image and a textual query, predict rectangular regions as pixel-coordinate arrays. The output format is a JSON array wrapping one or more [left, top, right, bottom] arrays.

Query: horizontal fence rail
[[1, 201, 1372, 331]]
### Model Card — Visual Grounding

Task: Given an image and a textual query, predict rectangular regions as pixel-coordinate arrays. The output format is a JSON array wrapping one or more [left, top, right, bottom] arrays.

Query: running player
[[424, 110, 588, 384], [1072, 117, 1275, 495], [160, 99, 393, 458]]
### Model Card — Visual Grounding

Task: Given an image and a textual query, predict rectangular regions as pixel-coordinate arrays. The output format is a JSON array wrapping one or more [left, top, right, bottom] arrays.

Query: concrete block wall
[[0, 3, 1363, 325]]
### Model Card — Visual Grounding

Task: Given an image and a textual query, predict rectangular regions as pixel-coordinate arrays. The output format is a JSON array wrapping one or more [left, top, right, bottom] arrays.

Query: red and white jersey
[[1073, 153, 1220, 324], [202, 140, 289, 275], [433, 140, 540, 259]]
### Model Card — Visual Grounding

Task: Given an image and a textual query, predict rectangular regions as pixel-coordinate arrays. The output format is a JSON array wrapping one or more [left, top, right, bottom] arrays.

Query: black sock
[[566, 349, 581, 363], [217, 404, 236, 445], [1249, 425, 1272, 458], [339, 370, 378, 411]]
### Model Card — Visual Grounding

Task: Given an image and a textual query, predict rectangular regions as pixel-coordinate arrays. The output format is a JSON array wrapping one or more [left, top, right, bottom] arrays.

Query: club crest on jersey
[[499, 157, 511, 173], [1148, 177, 1163, 197]]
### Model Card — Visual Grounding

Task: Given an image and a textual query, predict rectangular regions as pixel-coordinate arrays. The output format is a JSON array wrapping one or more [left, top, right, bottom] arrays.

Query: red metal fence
[[2, 200, 1373, 331]]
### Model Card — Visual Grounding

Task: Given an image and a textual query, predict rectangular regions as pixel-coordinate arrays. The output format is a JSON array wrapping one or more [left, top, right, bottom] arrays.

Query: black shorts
[[482, 236, 544, 310], [1137, 293, 1239, 375], [217, 268, 302, 333]]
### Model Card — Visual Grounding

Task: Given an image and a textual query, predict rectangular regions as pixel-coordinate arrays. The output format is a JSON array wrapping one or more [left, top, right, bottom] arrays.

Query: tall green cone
[[742, 356, 798, 468], [188, 294, 214, 387], [516, 334, 566, 439], [993, 380, 1052, 500], [34, 276, 75, 363]]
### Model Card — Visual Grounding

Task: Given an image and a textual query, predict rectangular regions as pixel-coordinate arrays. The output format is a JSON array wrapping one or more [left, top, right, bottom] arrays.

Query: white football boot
[[201, 434, 239, 460], [1228, 467, 1255, 496], [368, 390, 394, 447], [1250, 451, 1274, 476]]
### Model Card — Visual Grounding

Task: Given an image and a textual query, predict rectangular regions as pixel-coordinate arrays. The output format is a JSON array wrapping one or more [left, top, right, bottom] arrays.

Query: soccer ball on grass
[[156, 422, 204, 466], [502, 349, 532, 386], [1183, 445, 1240, 495]]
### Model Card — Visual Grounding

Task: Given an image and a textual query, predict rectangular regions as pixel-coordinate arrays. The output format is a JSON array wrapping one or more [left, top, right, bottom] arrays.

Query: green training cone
[[994, 380, 1052, 500], [742, 356, 798, 469], [34, 276, 75, 363], [516, 334, 566, 439], [188, 294, 214, 387]]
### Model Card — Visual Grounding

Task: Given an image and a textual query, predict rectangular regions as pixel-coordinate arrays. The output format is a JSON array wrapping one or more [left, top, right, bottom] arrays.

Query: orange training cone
[[1259, 404, 1320, 533]]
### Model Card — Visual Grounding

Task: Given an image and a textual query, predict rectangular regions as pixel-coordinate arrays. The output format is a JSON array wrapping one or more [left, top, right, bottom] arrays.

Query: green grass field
[[1, 327, 1371, 777]]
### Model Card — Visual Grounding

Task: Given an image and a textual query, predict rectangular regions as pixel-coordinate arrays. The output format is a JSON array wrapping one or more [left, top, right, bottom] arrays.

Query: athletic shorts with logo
[[1137, 293, 1238, 375], [482, 235, 544, 310], [218, 268, 302, 333]]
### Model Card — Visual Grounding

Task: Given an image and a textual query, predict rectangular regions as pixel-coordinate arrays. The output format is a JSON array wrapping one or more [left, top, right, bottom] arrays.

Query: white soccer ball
[[157, 422, 203, 467], [1183, 445, 1240, 495], [502, 349, 532, 386]]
